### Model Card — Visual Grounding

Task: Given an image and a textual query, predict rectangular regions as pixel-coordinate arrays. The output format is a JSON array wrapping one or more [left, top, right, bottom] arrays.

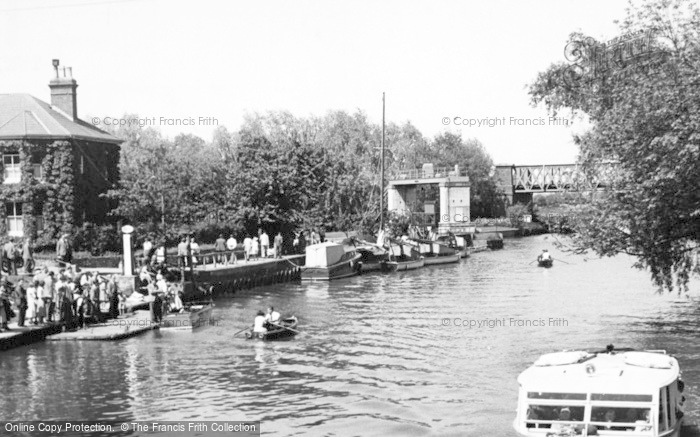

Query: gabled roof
[[0, 94, 121, 144]]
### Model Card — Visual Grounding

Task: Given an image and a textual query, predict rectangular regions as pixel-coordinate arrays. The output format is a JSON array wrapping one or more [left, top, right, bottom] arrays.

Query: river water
[[1, 235, 699, 436]]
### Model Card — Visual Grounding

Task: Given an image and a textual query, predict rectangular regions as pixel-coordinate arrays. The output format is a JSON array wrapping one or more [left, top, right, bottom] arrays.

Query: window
[[33, 202, 44, 232], [3, 154, 20, 184], [32, 164, 43, 181], [6, 202, 23, 237], [525, 405, 585, 430], [590, 407, 652, 432]]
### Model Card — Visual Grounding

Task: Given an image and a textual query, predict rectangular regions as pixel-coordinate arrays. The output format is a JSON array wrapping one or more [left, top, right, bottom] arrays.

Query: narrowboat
[[246, 316, 298, 341], [514, 345, 685, 437], [301, 242, 362, 281]]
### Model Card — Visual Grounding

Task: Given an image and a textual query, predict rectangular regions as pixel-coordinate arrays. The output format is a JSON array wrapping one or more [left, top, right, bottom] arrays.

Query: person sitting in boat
[[549, 408, 575, 434], [634, 410, 652, 432], [253, 310, 267, 334], [538, 249, 552, 262], [264, 306, 281, 329]]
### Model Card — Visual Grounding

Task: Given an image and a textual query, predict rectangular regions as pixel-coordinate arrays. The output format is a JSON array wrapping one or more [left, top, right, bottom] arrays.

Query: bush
[[72, 222, 121, 256]]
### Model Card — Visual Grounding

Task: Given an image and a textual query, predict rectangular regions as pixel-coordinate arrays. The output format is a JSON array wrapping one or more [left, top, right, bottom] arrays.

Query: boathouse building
[[0, 61, 121, 243]]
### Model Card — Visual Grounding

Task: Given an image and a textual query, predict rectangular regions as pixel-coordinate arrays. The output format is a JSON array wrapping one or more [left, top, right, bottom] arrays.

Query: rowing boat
[[246, 316, 298, 341], [537, 258, 553, 268]]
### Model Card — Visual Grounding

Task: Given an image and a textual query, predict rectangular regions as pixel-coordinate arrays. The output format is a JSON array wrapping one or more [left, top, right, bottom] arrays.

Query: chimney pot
[[49, 62, 78, 121]]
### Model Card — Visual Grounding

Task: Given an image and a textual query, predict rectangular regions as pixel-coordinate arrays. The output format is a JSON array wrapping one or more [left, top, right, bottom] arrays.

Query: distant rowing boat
[[537, 258, 553, 268]]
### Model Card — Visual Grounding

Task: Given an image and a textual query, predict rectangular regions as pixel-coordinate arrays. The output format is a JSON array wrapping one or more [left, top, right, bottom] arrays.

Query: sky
[[0, 0, 631, 165]]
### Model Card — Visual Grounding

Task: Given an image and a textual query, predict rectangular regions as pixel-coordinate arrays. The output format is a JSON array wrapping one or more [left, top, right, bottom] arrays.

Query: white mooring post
[[121, 225, 135, 276]]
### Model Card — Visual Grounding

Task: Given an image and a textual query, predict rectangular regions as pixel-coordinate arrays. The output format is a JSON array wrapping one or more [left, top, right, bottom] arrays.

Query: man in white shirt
[[253, 310, 267, 333], [264, 306, 281, 329], [226, 235, 238, 264], [260, 231, 270, 258]]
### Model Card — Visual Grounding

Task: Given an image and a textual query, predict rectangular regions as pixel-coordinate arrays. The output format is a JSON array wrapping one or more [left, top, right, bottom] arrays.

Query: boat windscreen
[[527, 392, 587, 400], [591, 394, 653, 402]]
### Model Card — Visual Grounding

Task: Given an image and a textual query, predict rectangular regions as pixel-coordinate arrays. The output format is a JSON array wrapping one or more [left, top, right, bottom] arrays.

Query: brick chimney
[[49, 59, 78, 120]]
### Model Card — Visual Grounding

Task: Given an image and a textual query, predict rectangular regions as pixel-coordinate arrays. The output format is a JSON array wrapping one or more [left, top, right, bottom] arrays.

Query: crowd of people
[[1, 237, 36, 276], [0, 266, 123, 332]]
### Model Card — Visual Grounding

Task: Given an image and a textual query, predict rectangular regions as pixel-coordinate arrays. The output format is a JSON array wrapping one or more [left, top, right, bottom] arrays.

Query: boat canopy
[[305, 242, 352, 267], [518, 351, 680, 395]]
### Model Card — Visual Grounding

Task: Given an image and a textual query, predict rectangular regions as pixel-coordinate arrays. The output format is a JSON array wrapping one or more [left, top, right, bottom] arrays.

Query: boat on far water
[[514, 345, 685, 437], [301, 242, 362, 281]]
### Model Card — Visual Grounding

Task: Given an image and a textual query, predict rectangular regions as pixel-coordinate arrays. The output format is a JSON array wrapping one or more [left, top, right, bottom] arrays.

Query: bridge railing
[[392, 167, 468, 180], [508, 163, 618, 192]]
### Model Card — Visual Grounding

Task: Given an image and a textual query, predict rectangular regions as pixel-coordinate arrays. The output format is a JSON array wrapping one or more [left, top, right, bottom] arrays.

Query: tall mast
[[380, 92, 385, 231]]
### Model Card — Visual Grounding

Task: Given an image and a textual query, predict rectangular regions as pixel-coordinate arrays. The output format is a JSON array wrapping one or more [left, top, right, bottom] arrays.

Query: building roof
[[0, 93, 120, 144], [517, 351, 680, 395]]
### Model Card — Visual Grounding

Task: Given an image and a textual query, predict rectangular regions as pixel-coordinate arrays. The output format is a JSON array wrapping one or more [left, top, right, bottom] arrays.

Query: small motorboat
[[246, 316, 298, 341], [160, 303, 214, 330], [537, 257, 553, 268]]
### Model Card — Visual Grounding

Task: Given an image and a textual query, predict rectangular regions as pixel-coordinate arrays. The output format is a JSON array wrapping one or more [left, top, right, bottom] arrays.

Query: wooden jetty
[[0, 322, 62, 351], [47, 310, 157, 341]]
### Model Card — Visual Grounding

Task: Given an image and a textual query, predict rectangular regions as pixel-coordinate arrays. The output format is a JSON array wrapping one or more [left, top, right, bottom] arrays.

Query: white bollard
[[121, 225, 135, 276]]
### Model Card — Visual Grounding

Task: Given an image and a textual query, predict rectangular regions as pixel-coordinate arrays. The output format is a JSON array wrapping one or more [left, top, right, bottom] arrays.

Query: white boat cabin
[[514, 348, 685, 437]]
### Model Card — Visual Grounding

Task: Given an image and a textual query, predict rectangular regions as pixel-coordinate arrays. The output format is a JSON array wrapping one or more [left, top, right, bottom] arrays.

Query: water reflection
[[0, 235, 698, 436]]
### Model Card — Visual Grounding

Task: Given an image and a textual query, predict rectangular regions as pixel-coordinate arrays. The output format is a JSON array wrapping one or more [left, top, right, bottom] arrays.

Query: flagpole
[[380, 92, 385, 231]]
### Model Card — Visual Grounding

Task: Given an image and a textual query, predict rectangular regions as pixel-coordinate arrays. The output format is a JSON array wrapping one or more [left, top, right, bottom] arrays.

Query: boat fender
[[350, 259, 355, 269], [678, 379, 685, 392]]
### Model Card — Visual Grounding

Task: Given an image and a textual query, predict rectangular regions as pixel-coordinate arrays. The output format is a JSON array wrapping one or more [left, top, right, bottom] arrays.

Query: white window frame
[[3, 154, 20, 184], [6, 202, 23, 237]]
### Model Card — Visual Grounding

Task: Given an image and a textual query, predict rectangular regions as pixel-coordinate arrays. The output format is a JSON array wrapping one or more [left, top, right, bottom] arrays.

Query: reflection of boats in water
[[514, 345, 685, 437], [301, 242, 362, 281], [246, 317, 298, 341]]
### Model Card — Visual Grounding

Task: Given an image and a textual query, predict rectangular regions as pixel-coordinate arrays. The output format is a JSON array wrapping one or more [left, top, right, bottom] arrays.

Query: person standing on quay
[[243, 235, 252, 262], [251, 236, 260, 260], [215, 234, 227, 263], [142, 237, 153, 266], [3, 238, 17, 275], [56, 234, 67, 265], [177, 236, 188, 268], [14, 279, 27, 327], [22, 238, 33, 274], [226, 234, 238, 264], [274, 232, 283, 259], [260, 230, 270, 258]]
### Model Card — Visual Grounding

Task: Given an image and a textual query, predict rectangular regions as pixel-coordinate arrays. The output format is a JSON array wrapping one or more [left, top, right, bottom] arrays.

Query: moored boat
[[413, 239, 461, 266], [246, 316, 298, 341], [160, 303, 213, 330], [301, 242, 362, 281], [386, 240, 424, 271], [513, 345, 685, 437], [356, 242, 395, 273]]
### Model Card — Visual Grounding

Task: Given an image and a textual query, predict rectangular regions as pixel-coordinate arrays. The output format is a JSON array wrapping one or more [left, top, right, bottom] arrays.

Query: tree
[[529, 0, 700, 292]]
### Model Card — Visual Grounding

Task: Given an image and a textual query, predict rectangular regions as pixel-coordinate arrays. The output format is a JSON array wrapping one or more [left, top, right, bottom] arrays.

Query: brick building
[[0, 61, 121, 242]]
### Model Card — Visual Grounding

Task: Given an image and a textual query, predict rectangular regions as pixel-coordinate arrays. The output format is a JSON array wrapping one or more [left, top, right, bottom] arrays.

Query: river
[[1, 235, 699, 436]]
